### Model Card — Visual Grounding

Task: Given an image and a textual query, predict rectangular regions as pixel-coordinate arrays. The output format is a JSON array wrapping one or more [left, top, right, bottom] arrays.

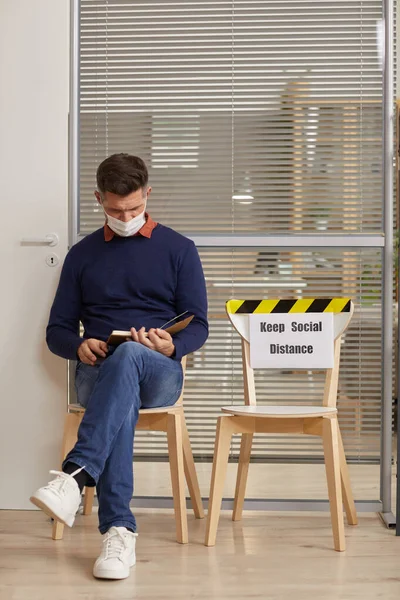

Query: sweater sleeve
[[172, 241, 209, 360], [46, 249, 84, 360]]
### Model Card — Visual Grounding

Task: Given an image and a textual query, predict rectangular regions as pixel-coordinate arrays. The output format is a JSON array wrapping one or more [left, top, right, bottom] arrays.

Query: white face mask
[[104, 206, 146, 237]]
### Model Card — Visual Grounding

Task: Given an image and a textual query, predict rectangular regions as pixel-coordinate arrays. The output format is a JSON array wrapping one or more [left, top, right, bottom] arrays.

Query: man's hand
[[78, 338, 108, 365], [130, 327, 175, 357]]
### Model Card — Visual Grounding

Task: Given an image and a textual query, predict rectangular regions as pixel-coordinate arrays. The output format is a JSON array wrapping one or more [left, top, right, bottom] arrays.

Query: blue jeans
[[63, 342, 183, 534]]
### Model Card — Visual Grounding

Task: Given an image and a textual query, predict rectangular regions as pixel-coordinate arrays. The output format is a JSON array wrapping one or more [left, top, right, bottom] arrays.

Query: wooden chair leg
[[233, 433, 253, 522], [83, 486, 95, 516], [52, 412, 82, 541], [338, 427, 358, 526], [205, 416, 233, 547], [167, 413, 188, 544], [181, 415, 204, 519], [52, 520, 65, 540], [322, 417, 346, 552]]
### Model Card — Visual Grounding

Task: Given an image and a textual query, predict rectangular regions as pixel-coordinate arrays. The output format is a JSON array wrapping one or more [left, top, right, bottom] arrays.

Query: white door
[[0, 0, 70, 508]]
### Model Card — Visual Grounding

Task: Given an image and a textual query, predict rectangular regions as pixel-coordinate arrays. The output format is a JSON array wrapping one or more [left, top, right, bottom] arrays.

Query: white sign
[[249, 312, 334, 369]]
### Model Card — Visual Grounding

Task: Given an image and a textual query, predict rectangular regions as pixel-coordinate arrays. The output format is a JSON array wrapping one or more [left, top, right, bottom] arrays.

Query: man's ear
[[94, 190, 102, 204], [146, 186, 152, 200]]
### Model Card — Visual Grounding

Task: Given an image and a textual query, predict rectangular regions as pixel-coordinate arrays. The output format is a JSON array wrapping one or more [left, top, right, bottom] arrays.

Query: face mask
[[104, 207, 146, 237]]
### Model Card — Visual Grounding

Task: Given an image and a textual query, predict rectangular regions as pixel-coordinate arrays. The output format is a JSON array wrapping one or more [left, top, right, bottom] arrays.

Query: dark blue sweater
[[46, 224, 208, 361]]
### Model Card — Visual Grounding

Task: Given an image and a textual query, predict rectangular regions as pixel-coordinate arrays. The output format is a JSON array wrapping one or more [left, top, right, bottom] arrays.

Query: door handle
[[20, 233, 59, 247]]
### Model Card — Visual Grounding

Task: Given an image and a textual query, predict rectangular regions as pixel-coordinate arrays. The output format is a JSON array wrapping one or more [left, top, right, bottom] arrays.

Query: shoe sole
[[93, 557, 136, 580], [29, 495, 75, 528]]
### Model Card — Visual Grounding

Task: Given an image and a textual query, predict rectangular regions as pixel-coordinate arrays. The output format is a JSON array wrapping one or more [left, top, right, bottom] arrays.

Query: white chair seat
[[221, 405, 337, 418]]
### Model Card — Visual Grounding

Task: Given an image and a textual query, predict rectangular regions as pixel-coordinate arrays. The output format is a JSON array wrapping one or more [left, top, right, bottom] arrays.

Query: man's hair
[[96, 153, 149, 196]]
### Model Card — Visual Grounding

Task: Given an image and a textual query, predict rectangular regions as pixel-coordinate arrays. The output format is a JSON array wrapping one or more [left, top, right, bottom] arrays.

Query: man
[[30, 154, 208, 580]]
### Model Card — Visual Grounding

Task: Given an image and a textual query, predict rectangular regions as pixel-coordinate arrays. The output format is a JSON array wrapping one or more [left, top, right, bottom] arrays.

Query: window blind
[[78, 0, 388, 462], [80, 0, 384, 234], [135, 248, 384, 461]]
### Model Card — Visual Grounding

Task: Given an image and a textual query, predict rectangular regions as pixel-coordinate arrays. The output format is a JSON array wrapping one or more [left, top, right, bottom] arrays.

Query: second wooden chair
[[205, 298, 358, 552]]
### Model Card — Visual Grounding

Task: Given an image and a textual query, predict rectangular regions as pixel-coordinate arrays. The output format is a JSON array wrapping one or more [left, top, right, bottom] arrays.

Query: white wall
[[0, 0, 70, 508]]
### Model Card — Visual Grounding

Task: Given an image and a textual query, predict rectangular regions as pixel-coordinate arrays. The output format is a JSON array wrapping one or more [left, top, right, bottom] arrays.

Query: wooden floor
[[1, 507, 400, 600]]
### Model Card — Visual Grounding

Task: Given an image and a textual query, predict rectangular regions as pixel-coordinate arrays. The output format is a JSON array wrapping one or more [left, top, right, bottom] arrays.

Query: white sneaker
[[30, 468, 82, 527], [93, 527, 138, 580]]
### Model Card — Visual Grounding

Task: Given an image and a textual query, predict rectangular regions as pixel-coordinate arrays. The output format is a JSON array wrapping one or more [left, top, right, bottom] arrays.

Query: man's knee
[[112, 341, 150, 362]]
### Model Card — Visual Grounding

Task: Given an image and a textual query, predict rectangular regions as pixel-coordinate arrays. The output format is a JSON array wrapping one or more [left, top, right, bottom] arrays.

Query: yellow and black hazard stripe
[[226, 298, 351, 315]]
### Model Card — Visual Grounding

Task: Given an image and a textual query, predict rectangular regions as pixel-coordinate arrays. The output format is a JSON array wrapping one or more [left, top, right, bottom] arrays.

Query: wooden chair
[[52, 356, 204, 544], [205, 298, 358, 552]]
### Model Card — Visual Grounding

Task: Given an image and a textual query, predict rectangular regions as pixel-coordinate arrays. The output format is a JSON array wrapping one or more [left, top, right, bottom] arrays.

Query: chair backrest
[[226, 298, 354, 408]]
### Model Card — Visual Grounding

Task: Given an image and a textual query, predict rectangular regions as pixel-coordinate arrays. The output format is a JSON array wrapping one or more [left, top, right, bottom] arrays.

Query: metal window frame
[[69, 0, 394, 521]]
